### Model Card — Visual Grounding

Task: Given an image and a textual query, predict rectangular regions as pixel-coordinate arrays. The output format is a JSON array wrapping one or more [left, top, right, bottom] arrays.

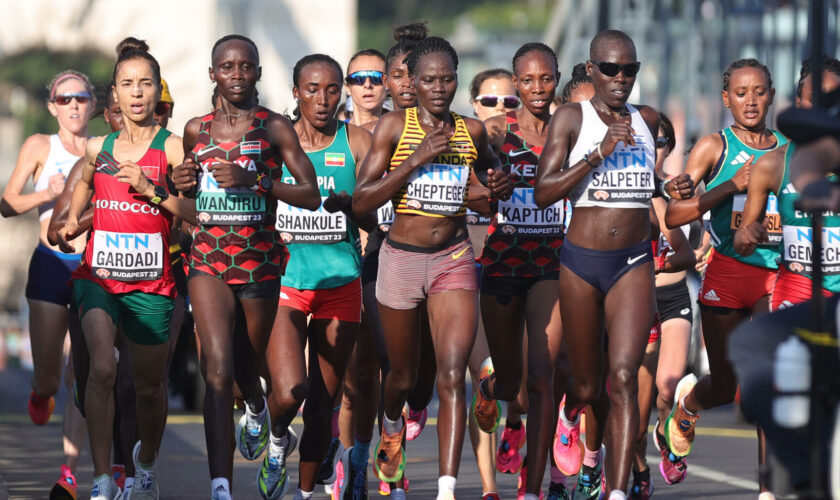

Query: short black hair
[[658, 112, 676, 152], [589, 29, 635, 60], [796, 55, 840, 97], [469, 68, 513, 100], [212, 34, 260, 62], [512, 42, 559, 76], [404, 36, 458, 75], [722, 58, 772, 91], [290, 53, 343, 121], [560, 63, 592, 103]]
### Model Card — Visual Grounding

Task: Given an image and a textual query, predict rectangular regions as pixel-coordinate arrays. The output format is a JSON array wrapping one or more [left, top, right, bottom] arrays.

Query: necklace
[[219, 109, 250, 119]]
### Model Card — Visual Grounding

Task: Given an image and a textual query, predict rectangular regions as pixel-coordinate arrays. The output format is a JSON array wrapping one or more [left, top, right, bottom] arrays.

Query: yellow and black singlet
[[390, 107, 478, 217]]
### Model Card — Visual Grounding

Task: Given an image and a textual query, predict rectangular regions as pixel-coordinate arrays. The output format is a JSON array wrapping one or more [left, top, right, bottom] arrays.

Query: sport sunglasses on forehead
[[589, 60, 641, 78], [345, 70, 384, 86], [53, 92, 92, 105], [656, 136, 670, 149], [475, 94, 521, 109]]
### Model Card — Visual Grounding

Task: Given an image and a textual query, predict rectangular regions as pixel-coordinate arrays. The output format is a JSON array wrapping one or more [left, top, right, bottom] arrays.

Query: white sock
[[383, 414, 404, 435], [523, 494, 540, 500], [437, 475, 456, 499], [294, 489, 314, 500], [608, 491, 627, 500], [210, 477, 230, 493], [758, 492, 776, 500], [680, 394, 697, 416], [124, 477, 134, 490], [560, 407, 579, 428], [269, 430, 288, 453]]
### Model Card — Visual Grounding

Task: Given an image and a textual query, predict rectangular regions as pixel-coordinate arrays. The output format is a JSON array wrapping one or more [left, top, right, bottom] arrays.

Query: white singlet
[[35, 134, 80, 220], [568, 100, 655, 209]]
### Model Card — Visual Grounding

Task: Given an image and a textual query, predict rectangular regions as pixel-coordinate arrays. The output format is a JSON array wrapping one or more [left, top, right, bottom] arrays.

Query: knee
[[656, 374, 679, 405], [269, 381, 307, 414], [436, 367, 466, 397], [203, 357, 233, 395], [526, 371, 552, 401], [609, 365, 639, 399], [134, 379, 164, 402], [89, 357, 117, 389], [386, 367, 418, 395], [572, 377, 602, 405]]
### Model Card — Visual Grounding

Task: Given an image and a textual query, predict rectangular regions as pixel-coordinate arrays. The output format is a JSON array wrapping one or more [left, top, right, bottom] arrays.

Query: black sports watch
[[150, 184, 169, 205]]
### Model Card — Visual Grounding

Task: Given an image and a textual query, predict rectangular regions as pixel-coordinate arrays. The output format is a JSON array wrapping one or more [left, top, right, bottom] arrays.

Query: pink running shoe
[[654, 420, 687, 484], [516, 463, 545, 500], [404, 406, 427, 441], [496, 421, 526, 474], [552, 397, 582, 476]]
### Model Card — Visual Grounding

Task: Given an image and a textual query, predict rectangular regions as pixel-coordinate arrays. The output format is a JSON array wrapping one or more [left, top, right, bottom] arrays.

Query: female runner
[[663, 60, 786, 500], [535, 30, 663, 500], [344, 49, 388, 130], [59, 37, 196, 499], [257, 53, 372, 500], [171, 34, 319, 500], [352, 36, 511, 500], [1, 69, 93, 499], [472, 43, 564, 500]]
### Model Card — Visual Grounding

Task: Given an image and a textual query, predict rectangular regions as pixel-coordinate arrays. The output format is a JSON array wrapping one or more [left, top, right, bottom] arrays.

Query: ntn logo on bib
[[403, 163, 469, 216], [92, 231, 163, 281]]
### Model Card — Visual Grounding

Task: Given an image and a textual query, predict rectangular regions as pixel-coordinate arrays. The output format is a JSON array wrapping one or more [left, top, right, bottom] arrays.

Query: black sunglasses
[[53, 92, 92, 105], [475, 94, 521, 109], [590, 60, 641, 78], [345, 70, 384, 86], [656, 136, 670, 149]]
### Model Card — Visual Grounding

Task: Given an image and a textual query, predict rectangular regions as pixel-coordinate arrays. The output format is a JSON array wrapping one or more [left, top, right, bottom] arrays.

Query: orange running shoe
[[472, 364, 501, 433], [374, 420, 406, 482], [665, 374, 699, 457], [29, 390, 55, 426]]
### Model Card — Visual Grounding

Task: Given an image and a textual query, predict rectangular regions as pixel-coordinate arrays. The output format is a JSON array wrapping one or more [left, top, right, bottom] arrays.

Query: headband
[[50, 74, 88, 101]]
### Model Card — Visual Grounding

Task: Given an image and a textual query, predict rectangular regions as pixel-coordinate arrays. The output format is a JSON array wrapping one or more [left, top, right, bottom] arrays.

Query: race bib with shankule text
[[276, 196, 348, 244]]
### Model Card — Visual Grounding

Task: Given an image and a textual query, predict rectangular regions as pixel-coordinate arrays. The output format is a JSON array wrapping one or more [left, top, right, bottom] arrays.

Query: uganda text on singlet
[[567, 100, 656, 209], [391, 107, 478, 217]]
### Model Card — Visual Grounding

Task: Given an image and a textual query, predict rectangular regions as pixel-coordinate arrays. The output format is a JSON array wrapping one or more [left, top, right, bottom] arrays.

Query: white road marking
[[647, 454, 759, 491]]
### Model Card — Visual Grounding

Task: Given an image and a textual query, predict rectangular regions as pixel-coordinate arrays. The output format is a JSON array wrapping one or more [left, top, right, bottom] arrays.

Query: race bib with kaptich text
[[497, 187, 564, 236], [196, 159, 266, 225], [731, 194, 781, 244], [403, 163, 469, 215], [91, 231, 163, 281], [276, 196, 348, 244]]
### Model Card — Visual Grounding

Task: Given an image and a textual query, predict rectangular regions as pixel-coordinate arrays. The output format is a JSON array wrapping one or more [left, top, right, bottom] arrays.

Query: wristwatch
[[150, 184, 169, 205], [252, 173, 272, 195]]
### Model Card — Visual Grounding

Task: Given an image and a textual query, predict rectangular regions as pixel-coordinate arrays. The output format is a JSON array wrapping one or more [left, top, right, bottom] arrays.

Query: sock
[[270, 430, 289, 453], [383, 414, 404, 435], [247, 395, 265, 415], [506, 418, 522, 430], [296, 489, 314, 499], [583, 445, 601, 468], [560, 407, 579, 428], [124, 477, 134, 490], [437, 475, 456, 499], [550, 465, 566, 485], [758, 493, 776, 500], [608, 491, 627, 500], [210, 477, 230, 494], [680, 394, 697, 416], [331, 405, 341, 437], [351, 437, 370, 469], [523, 495, 540, 500]]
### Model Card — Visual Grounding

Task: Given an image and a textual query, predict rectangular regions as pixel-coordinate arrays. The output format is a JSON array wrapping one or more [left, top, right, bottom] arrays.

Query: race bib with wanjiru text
[[196, 159, 265, 225]]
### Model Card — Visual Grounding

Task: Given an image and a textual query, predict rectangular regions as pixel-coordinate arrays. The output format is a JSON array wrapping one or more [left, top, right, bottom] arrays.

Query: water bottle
[[773, 336, 811, 428]]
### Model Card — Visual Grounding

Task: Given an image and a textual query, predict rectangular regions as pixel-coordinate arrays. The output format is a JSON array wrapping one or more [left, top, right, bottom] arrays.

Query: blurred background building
[[0, 0, 837, 357]]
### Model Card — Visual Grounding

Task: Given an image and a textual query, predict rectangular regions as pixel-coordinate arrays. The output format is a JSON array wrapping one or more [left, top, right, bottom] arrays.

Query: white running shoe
[[211, 484, 233, 500], [91, 474, 118, 500], [237, 396, 270, 460], [127, 441, 158, 499]]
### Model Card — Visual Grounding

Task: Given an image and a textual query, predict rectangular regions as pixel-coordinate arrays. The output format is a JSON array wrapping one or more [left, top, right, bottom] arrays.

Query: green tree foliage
[[0, 47, 114, 137]]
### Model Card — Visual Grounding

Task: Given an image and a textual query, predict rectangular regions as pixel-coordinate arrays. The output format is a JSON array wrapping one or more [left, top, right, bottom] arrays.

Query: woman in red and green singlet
[[171, 34, 319, 500], [60, 37, 196, 499]]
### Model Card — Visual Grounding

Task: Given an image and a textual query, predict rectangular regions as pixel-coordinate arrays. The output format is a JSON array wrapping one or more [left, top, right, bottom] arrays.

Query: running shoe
[[211, 485, 232, 500], [373, 422, 406, 482], [236, 396, 270, 460], [546, 482, 571, 500], [573, 460, 604, 500], [378, 477, 410, 496], [111, 464, 126, 492], [390, 489, 407, 500], [653, 420, 687, 484], [497, 421, 526, 474], [28, 390, 55, 425], [48, 464, 77, 500], [517, 463, 545, 500], [482, 493, 501, 500], [318, 437, 342, 485], [628, 469, 653, 500], [553, 397, 582, 476], [128, 441, 158, 499], [472, 365, 502, 433], [257, 427, 298, 500], [664, 374, 699, 457], [90, 474, 118, 500], [404, 405, 427, 441], [334, 446, 369, 500]]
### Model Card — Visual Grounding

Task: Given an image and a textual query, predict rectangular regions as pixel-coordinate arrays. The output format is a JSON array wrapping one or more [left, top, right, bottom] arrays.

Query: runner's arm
[[336, 123, 376, 232], [267, 113, 321, 210], [47, 157, 94, 245], [466, 117, 510, 199], [1, 134, 51, 217], [733, 148, 784, 256], [535, 104, 592, 208], [652, 197, 695, 273], [59, 140, 99, 252]]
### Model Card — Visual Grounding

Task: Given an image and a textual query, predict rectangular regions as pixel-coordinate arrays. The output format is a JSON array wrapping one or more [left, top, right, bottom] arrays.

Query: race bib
[[586, 137, 655, 203], [377, 202, 394, 232], [196, 160, 266, 225], [783, 225, 840, 275], [497, 188, 563, 236], [403, 163, 468, 215], [92, 231, 163, 281], [731, 194, 781, 244], [276, 196, 347, 244], [466, 208, 491, 226]]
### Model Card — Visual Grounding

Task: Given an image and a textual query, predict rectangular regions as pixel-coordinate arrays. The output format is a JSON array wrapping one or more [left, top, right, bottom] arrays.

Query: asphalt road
[[0, 366, 767, 499]]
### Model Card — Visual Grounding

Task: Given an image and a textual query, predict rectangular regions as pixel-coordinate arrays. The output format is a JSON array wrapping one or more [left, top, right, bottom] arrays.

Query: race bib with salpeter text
[[196, 159, 266, 225], [404, 163, 469, 215], [92, 231, 163, 281], [276, 196, 347, 244], [731, 194, 781, 244], [586, 137, 654, 203], [497, 188, 564, 236], [783, 225, 840, 275]]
